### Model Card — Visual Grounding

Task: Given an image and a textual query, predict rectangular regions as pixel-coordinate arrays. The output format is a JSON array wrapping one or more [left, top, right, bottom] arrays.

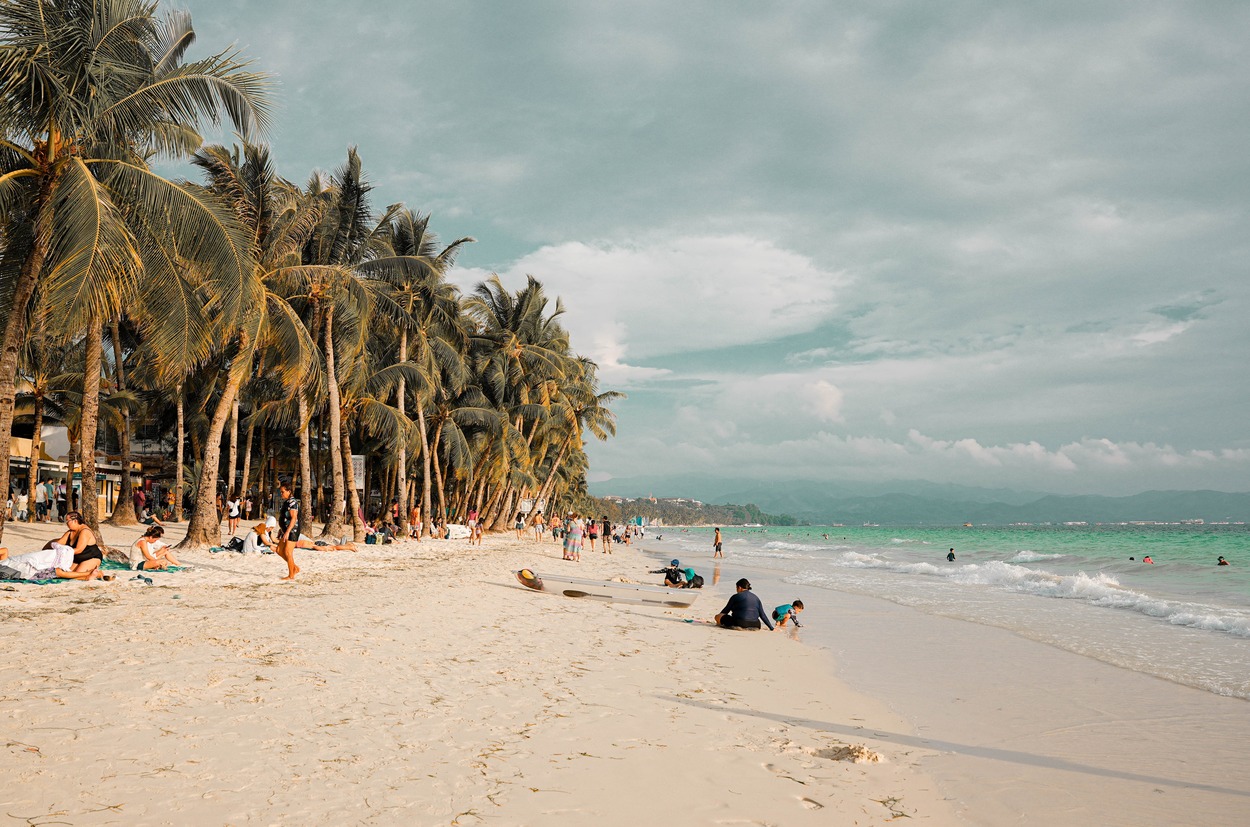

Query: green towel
[[101, 559, 183, 572]]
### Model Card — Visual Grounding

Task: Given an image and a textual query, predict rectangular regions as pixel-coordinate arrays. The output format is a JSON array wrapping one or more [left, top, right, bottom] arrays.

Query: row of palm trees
[[0, 0, 620, 549]]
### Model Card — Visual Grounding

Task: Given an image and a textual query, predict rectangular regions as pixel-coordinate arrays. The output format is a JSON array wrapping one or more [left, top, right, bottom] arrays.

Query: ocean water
[[650, 523, 1250, 699]]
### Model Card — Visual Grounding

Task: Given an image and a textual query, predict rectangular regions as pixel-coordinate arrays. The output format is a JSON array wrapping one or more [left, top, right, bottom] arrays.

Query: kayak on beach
[[515, 569, 699, 608]]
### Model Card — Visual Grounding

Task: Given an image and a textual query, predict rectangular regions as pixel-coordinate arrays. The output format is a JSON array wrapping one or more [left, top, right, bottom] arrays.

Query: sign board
[[351, 455, 365, 490], [535, 499, 546, 514], [519, 498, 534, 514]]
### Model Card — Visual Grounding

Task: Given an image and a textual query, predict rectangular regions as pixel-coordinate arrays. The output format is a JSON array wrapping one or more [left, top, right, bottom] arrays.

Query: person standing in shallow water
[[713, 527, 724, 558], [275, 478, 300, 580], [947, 548, 956, 562]]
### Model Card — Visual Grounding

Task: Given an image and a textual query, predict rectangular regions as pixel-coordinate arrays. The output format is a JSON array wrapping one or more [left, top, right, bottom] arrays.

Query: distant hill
[[588, 476, 1250, 524]]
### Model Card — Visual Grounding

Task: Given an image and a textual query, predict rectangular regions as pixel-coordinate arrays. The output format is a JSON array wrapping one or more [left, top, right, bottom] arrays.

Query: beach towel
[[101, 559, 183, 572]]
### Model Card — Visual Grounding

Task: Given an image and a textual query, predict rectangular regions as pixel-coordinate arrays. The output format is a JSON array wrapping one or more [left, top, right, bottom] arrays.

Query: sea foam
[[792, 554, 1250, 640]]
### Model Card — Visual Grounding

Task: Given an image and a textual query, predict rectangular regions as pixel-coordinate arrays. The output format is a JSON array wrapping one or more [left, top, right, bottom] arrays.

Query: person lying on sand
[[129, 524, 181, 570], [715, 578, 774, 631], [295, 534, 358, 552], [0, 544, 81, 580]]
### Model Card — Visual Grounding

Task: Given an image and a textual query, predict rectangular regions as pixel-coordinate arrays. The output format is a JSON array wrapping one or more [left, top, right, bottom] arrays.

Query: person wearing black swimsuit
[[50, 511, 104, 580], [275, 478, 300, 580]]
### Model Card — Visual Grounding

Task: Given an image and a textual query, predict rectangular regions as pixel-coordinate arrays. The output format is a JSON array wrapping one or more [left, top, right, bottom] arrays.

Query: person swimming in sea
[[1218, 556, 1229, 566], [1143, 556, 1154, 564], [946, 548, 956, 562]]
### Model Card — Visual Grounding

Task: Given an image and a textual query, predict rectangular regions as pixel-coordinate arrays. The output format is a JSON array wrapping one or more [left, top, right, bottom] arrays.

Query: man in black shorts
[[276, 478, 300, 580], [715, 578, 774, 630]]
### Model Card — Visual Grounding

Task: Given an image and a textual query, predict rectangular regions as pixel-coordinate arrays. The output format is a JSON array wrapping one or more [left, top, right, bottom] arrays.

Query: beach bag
[[365, 534, 377, 545], [689, 575, 704, 589], [225, 536, 245, 551]]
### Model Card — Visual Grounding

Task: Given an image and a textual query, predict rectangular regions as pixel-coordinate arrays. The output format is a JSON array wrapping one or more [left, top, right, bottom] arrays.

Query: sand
[[0, 519, 960, 826]]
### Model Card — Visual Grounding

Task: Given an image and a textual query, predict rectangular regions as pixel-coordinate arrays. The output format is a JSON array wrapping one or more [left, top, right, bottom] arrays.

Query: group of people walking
[[7, 478, 71, 524]]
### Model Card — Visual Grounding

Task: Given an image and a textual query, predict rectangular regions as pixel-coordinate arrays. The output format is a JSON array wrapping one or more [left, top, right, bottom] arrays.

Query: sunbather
[[129, 525, 181, 570], [0, 544, 75, 580], [45, 511, 105, 580]]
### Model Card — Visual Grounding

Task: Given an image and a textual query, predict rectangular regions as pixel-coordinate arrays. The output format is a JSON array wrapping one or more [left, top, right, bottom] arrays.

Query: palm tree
[[173, 142, 322, 548], [386, 209, 473, 536], [0, 0, 270, 540], [465, 275, 575, 528]]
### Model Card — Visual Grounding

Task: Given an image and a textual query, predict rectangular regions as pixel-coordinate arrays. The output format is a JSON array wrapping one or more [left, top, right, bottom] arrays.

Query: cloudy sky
[[184, 1, 1248, 495]]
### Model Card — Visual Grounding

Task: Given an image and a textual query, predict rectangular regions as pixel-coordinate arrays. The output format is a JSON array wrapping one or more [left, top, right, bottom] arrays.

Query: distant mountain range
[[588, 475, 1250, 524]]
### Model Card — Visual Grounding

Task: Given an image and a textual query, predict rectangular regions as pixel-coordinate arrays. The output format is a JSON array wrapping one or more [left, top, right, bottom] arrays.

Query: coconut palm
[[385, 209, 473, 535], [0, 0, 269, 540], [172, 142, 322, 548]]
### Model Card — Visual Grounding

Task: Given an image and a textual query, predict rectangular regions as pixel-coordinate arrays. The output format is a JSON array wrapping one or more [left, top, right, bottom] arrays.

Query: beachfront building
[[7, 427, 139, 519]]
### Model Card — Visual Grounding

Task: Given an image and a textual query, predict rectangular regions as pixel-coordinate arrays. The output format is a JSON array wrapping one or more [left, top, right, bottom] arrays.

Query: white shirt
[[129, 538, 168, 568], [227, 499, 241, 517], [5, 545, 74, 579], [243, 530, 273, 554]]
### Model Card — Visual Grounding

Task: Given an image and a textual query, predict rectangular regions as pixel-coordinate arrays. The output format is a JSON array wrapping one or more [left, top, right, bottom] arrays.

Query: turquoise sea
[[651, 523, 1250, 698]]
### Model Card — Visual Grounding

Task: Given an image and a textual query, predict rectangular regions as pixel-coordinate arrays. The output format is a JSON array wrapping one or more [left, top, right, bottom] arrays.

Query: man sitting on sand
[[715, 578, 774, 631], [129, 524, 181, 570]]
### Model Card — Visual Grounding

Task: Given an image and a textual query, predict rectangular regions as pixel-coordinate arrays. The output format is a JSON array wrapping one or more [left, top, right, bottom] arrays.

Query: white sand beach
[[1, 520, 960, 826]]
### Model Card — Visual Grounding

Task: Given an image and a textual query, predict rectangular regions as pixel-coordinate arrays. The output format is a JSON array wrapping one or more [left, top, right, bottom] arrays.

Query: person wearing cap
[[275, 478, 300, 580], [715, 578, 774, 630], [651, 559, 686, 587]]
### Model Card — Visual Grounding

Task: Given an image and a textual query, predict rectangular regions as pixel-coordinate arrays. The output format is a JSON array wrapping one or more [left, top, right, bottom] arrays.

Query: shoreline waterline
[[636, 534, 1250, 824]]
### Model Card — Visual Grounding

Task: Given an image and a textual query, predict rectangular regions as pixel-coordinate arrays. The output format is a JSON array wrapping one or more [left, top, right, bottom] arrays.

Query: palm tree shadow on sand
[[665, 695, 1250, 799]]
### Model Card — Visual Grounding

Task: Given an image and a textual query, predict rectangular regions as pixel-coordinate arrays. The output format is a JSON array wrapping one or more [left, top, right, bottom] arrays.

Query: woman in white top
[[226, 492, 242, 535], [130, 525, 180, 570]]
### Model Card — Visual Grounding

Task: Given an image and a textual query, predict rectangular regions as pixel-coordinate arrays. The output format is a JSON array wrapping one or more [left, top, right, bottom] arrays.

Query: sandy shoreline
[[1, 519, 960, 826]]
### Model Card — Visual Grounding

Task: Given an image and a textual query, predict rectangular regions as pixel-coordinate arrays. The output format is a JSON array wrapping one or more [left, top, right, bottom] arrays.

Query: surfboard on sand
[[514, 569, 699, 608]]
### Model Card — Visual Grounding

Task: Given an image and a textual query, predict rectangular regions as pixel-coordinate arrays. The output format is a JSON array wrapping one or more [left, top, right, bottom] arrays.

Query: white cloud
[[454, 235, 847, 385]]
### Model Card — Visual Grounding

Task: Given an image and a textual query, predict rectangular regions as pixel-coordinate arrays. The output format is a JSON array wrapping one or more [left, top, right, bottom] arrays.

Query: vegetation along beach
[[2, 1, 1248, 825]]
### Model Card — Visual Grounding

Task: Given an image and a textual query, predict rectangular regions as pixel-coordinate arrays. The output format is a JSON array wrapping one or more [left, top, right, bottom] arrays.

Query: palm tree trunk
[[322, 305, 347, 538], [179, 365, 246, 549], [494, 485, 518, 531], [362, 453, 372, 522], [297, 392, 313, 534], [256, 427, 268, 517], [226, 397, 239, 498], [108, 318, 138, 526], [534, 432, 576, 509], [79, 323, 104, 537], [174, 383, 185, 521], [415, 396, 433, 538], [0, 175, 53, 543], [342, 425, 364, 541], [25, 395, 43, 522], [431, 419, 448, 521], [240, 420, 255, 501], [396, 328, 408, 537]]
